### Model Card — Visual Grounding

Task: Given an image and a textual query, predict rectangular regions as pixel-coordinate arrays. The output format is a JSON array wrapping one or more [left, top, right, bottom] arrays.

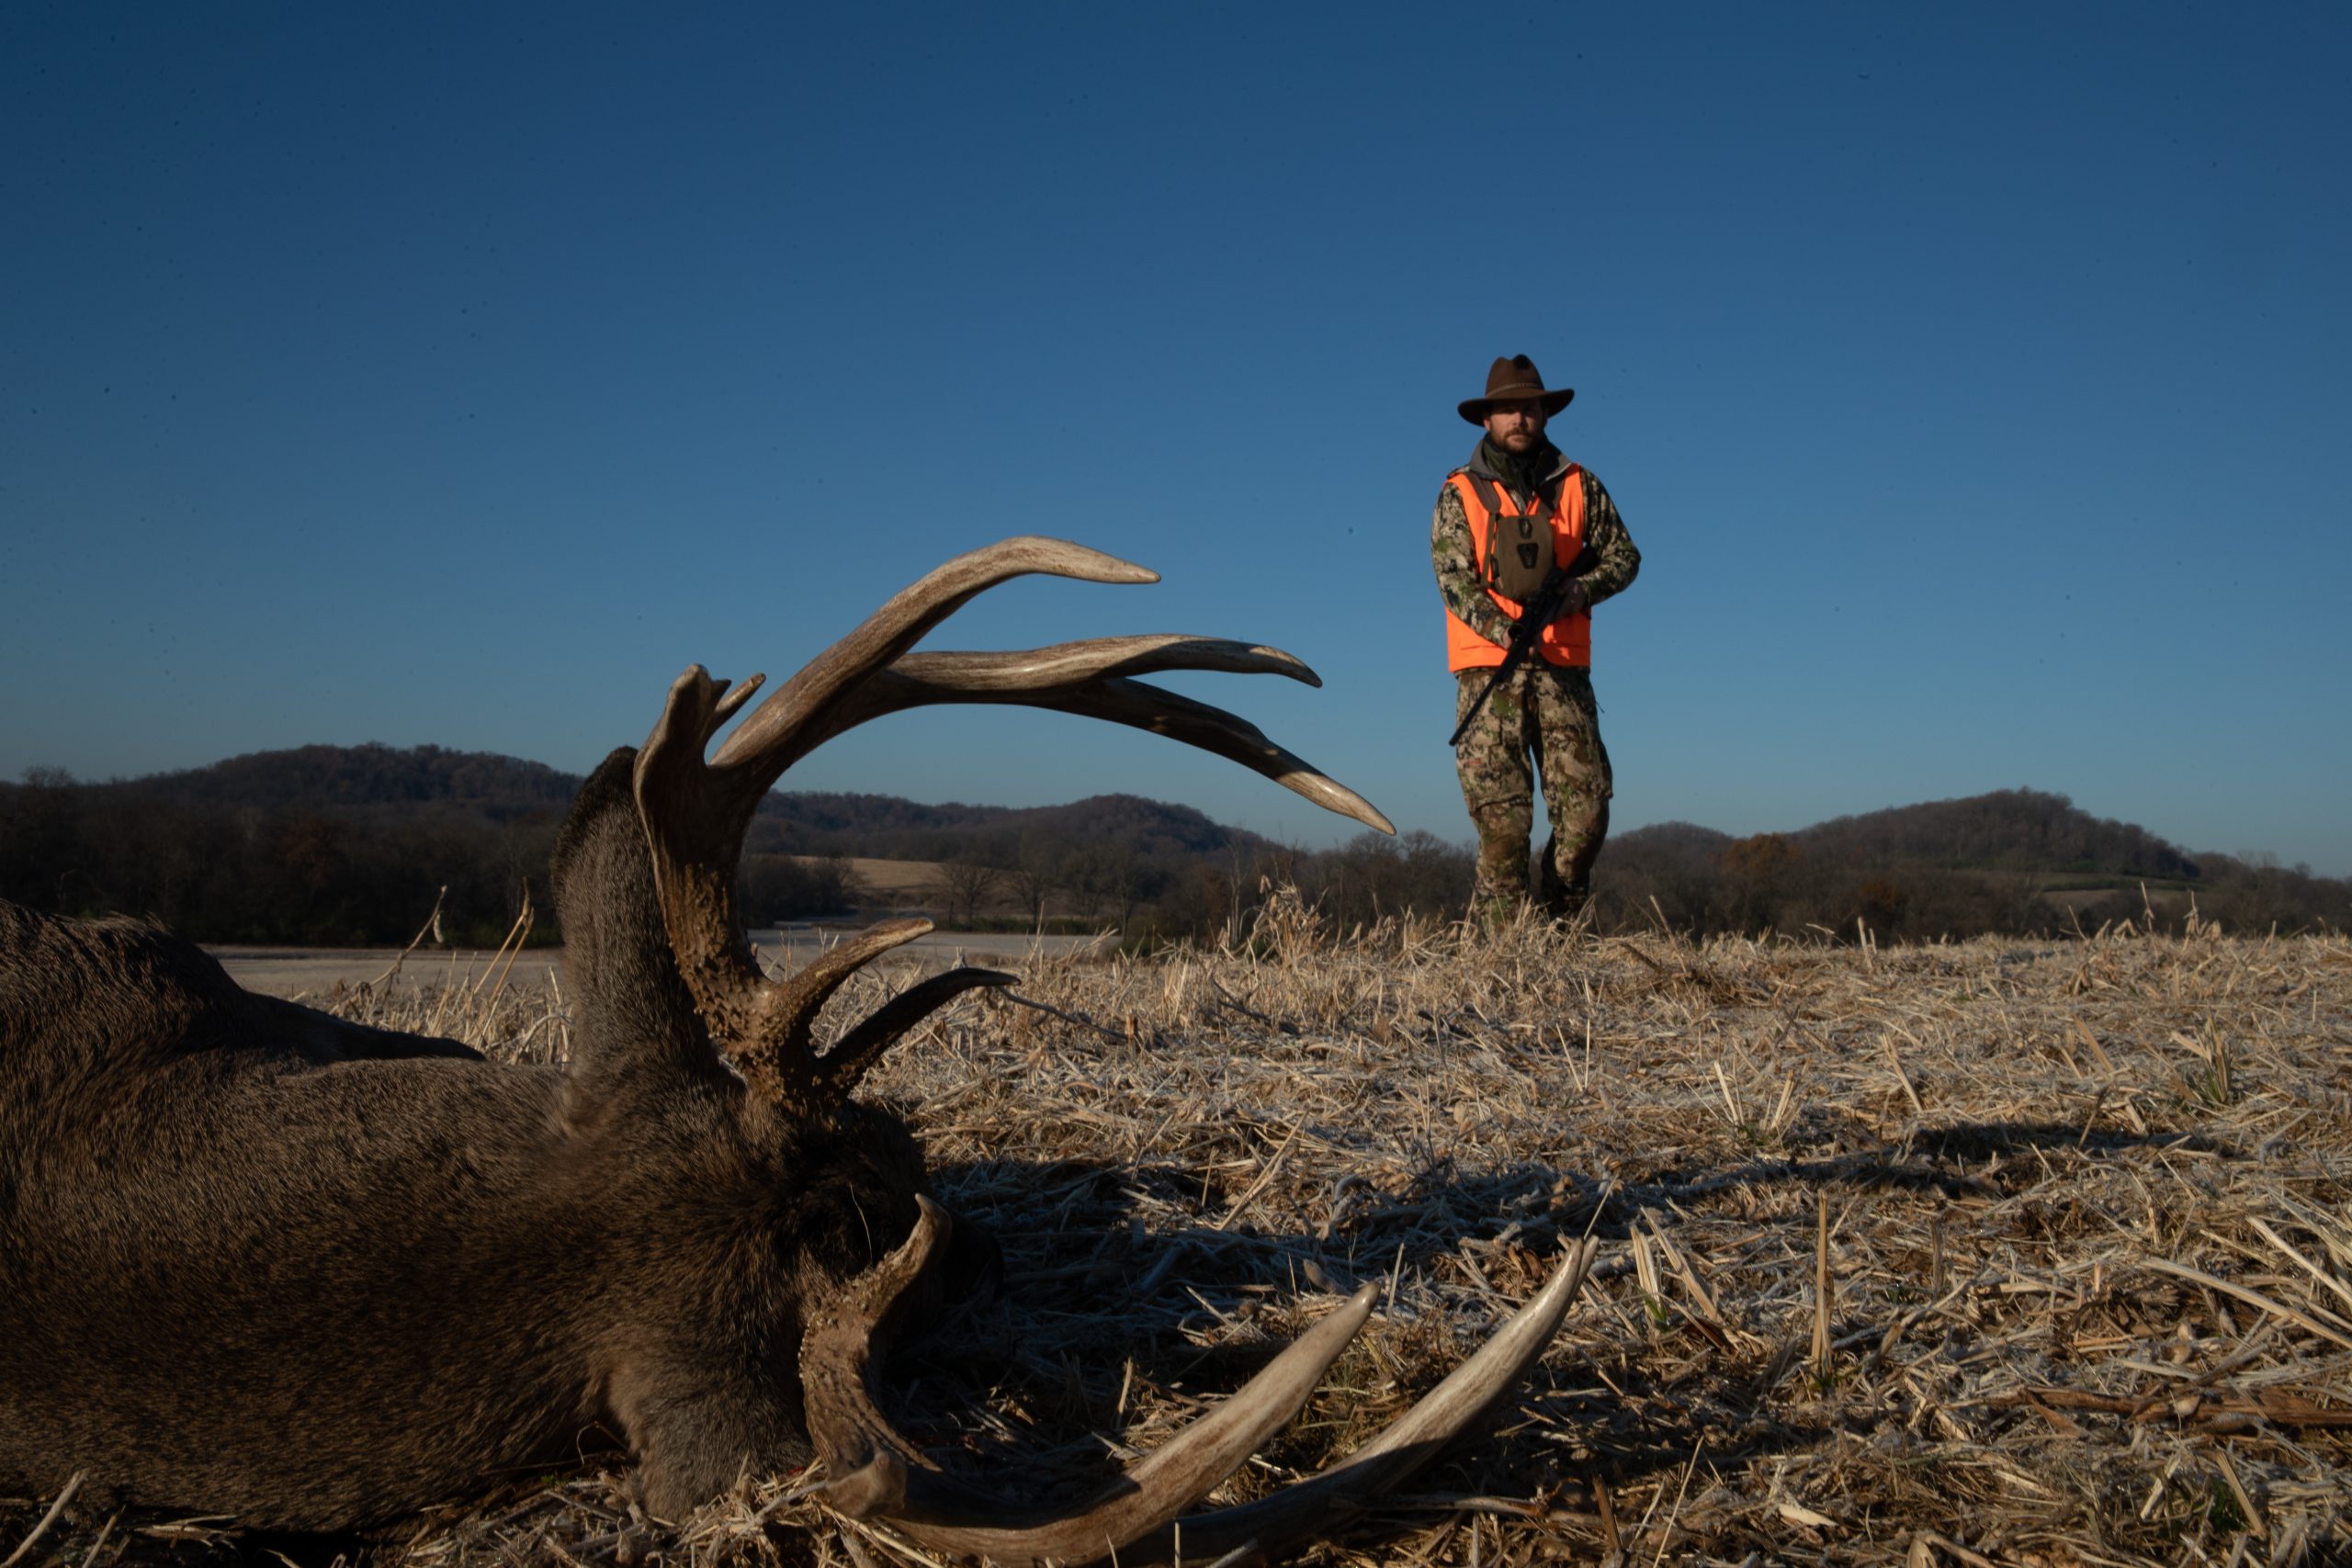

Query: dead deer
[[0, 538, 1595, 1563]]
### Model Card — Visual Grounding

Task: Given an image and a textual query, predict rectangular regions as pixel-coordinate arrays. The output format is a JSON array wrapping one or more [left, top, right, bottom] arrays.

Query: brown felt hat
[[1457, 354, 1576, 424]]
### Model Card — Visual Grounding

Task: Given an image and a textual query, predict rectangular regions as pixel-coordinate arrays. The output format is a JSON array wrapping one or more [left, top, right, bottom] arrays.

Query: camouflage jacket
[[1430, 442, 1641, 650]]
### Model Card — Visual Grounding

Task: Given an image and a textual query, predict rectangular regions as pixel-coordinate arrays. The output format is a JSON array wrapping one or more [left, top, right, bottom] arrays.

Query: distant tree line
[[0, 767, 559, 946], [5, 756, 2342, 950], [1589, 791, 2346, 941], [746, 791, 1246, 865], [1783, 788, 2199, 879], [0, 769, 859, 947], [918, 829, 1481, 944], [1036, 789, 2343, 947]]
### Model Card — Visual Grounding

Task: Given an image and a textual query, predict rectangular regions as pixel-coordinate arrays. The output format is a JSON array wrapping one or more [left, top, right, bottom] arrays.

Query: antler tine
[[1117, 1236, 1601, 1566], [814, 965, 1013, 1100], [762, 919, 932, 1066], [802, 1199, 1383, 1564], [1028, 674, 1396, 835], [900, 636, 1324, 690], [710, 537, 1157, 791], [744, 640, 1396, 838]]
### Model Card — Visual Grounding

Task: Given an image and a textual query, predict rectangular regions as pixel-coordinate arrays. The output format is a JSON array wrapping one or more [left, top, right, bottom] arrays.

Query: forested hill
[[1608, 787, 2201, 881], [1794, 789, 2199, 878], [750, 790, 1257, 863], [1589, 787, 2352, 941], [56, 745, 1259, 859], [28, 750, 2199, 880], [90, 743, 580, 819]]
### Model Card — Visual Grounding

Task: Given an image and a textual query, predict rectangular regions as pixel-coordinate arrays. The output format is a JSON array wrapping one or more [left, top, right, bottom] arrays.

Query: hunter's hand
[[1526, 579, 1587, 624]]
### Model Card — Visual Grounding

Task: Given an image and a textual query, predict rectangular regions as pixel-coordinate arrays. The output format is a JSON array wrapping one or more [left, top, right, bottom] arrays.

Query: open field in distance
[[822, 856, 944, 898], [209, 924, 1108, 1000], [15, 907, 2349, 1566]]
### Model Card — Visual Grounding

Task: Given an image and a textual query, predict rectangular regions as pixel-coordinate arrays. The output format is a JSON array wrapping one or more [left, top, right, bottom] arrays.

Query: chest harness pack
[[1442, 465, 1592, 672], [1466, 470, 1562, 604]]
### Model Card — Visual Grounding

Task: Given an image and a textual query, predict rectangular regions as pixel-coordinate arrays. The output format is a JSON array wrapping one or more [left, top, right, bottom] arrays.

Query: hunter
[[1434, 354, 1642, 923]]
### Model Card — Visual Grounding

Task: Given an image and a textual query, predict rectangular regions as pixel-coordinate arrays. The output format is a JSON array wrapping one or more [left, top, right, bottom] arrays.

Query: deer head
[[0, 536, 1593, 1562]]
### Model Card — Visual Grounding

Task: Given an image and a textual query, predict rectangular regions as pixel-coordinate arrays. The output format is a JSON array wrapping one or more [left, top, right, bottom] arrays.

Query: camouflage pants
[[1453, 663, 1612, 923]]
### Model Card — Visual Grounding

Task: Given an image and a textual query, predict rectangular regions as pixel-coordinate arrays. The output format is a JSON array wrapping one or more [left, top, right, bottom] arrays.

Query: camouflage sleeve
[[1577, 470, 1641, 608], [1431, 481, 1516, 646]]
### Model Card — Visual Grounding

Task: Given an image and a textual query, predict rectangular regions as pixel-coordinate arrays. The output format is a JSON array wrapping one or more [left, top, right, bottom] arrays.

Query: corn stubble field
[[9, 904, 2349, 1567]]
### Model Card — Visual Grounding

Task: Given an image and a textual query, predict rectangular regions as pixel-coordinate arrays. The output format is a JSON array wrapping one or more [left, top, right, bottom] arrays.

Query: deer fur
[[0, 751, 936, 1526]]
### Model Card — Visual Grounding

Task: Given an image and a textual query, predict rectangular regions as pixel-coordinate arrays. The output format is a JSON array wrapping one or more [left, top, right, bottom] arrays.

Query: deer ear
[[548, 749, 722, 1096]]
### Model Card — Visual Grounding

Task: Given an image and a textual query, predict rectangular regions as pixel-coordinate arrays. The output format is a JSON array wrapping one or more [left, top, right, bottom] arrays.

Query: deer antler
[[801, 1199, 1600, 1565], [631, 537, 1393, 1111]]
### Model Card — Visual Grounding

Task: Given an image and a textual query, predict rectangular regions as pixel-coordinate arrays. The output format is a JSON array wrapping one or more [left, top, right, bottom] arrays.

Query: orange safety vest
[[1442, 465, 1590, 671]]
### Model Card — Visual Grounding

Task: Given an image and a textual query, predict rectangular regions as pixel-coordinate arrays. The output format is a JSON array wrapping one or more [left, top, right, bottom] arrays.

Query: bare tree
[[929, 857, 1000, 927], [1063, 841, 1119, 923], [0, 537, 1594, 1561], [1005, 829, 1064, 928]]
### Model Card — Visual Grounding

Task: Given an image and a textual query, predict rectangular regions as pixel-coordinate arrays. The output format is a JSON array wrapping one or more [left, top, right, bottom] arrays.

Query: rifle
[[1447, 543, 1599, 749]]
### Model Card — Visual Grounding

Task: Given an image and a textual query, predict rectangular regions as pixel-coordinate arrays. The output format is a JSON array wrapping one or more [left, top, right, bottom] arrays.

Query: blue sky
[[5, 4, 2346, 873]]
